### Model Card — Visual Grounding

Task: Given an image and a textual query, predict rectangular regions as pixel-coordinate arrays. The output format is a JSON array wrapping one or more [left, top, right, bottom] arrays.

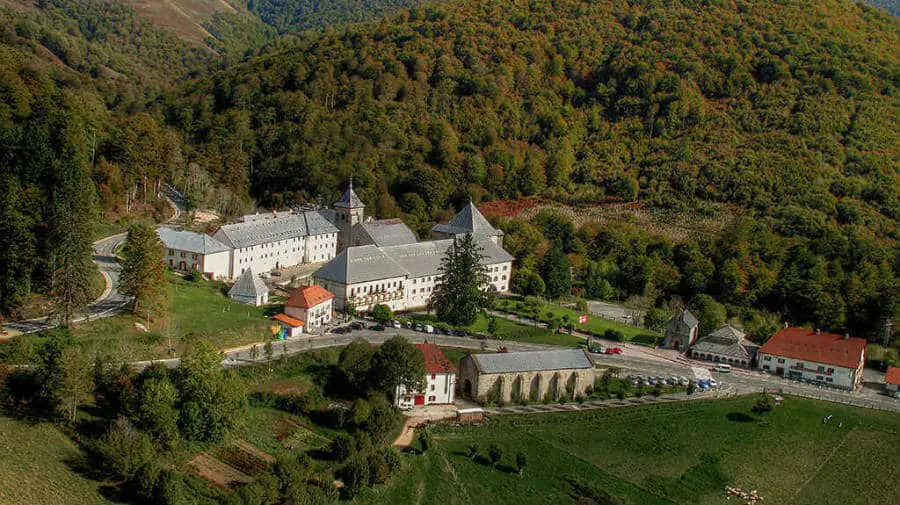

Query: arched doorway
[[549, 373, 561, 401], [463, 379, 472, 398], [530, 374, 542, 401], [511, 375, 524, 403], [492, 376, 505, 403], [566, 372, 578, 398]]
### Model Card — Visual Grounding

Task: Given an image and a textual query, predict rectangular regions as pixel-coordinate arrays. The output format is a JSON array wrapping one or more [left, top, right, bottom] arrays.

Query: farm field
[[0, 416, 116, 505], [356, 395, 900, 505], [494, 298, 659, 345], [2, 276, 276, 362], [407, 312, 585, 347]]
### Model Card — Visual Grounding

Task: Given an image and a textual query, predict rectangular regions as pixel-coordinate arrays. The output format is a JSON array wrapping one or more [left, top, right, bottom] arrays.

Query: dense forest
[[0, 0, 897, 340]]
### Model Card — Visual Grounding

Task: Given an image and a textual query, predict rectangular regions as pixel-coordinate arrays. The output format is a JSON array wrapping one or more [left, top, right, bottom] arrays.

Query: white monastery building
[[157, 227, 231, 279], [396, 342, 456, 408], [757, 327, 867, 390], [313, 182, 513, 312]]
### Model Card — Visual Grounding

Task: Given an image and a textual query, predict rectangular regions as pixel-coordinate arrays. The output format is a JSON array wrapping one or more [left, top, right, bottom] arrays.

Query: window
[[428, 395, 435, 402], [430, 384, 435, 391], [764, 356, 771, 361], [817, 365, 825, 372], [827, 367, 834, 374], [826, 378, 833, 383], [168, 249, 174, 255], [816, 375, 824, 381], [431, 374, 436, 380], [777, 358, 785, 364], [763, 365, 770, 370]]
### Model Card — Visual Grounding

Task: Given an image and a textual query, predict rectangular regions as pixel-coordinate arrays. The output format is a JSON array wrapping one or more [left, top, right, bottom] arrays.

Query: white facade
[[285, 298, 334, 329], [396, 372, 456, 408], [757, 352, 863, 390], [164, 248, 231, 279]]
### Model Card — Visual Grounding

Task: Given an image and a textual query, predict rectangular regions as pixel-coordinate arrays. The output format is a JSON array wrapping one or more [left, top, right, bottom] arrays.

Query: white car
[[708, 379, 719, 388], [391, 320, 402, 329]]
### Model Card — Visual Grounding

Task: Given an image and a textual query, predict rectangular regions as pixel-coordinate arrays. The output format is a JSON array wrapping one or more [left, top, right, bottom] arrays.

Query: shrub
[[329, 433, 356, 461], [467, 443, 479, 460], [752, 394, 775, 413], [92, 417, 156, 480], [603, 329, 625, 342], [184, 270, 204, 283], [488, 444, 502, 467], [340, 454, 370, 498]]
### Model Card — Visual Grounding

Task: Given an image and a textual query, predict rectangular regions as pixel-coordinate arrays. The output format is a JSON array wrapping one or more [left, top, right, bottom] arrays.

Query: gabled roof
[[334, 181, 364, 208], [669, 309, 698, 328], [471, 349, 592, 374], [157, 227, 230, 254], [313, 245, 406, 284], [215, 214, 308, 249], [759, 328, 867, 369], [380, 237, 513, 279], [228, 268, 269, 298], [354, 219, 418, 247], [302, 210, 339, 236], [418, 342, 456, 374], [690, 324, 757, 360], [286, 285, 334, 308], [432, 200, 502, 237], [273, 313, 304, 327], [886, 366, 900, 385]]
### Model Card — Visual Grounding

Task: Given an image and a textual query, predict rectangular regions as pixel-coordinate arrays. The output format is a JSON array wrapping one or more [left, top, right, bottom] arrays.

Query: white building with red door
[[284, 285, 335, 331], [757, 326, 867, 390], [396, 342, 456, 408]]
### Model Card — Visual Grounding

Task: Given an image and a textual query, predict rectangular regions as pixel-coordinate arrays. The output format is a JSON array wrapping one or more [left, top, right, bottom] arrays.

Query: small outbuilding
[[272, 313, 304, 338], [689, 324, 759, 368], [228, 268, 269, 306], [662, 309, 699, 352], [885, 366, 900, 398], [458, 349, 595, 404]]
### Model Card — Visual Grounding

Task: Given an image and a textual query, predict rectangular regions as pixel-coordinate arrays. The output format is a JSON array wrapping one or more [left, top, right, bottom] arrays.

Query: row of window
[[489, 265, 509, 272], [350, 281, 402, 297], [169, 250, 201, 260]]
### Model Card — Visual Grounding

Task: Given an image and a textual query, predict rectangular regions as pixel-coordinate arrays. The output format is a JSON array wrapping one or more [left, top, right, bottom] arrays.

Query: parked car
[[708, 379, 719, 388], [679, 377, 690, 386], [453, 330, 467, 337], [604, 347, 622, 354], [349, 321, 365, 330], [698, 380, 710, 389], [588, 344, 606, 353], [713, 363, 732, 373], [332, 327, 348, 334], [258, 272, 269, 279], [424, 325, 435, 334], [666, 377, 677, 385], [391, 320, 402, 329], [648, 379, 658, 386], [414, 324, 425, 332], [270, 271, 281, 277], [369, 324, 385, 331]]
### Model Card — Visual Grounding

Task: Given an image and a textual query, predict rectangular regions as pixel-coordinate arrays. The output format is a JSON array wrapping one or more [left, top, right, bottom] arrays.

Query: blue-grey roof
[[314, 245, 406, 284], [334, 181, 364, 208], [302, 210, 339, 236], [381, 240, 450, 278], [214, 210, 336, 249], [228, 268, 269, 298], [669, 309, 698, 329], [690, 324, 758, 359], [432, 201, 502, 237], [354, 219, 418, 247], [472, 349, 593, 374], [157, 227, 230, 254]]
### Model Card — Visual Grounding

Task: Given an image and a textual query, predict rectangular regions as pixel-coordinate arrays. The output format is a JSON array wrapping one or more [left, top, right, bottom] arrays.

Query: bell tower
[[334, 178, 364, 252]]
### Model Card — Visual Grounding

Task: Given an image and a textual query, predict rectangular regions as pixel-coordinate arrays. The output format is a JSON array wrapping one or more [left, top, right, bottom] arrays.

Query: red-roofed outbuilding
[[757, 327, 867, 390], [395, 341, 457, 408], [885, 366, 900, 398], [285, 285, 335, 332]]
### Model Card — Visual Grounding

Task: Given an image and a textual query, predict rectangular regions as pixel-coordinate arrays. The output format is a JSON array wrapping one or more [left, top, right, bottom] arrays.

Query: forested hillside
[[165, 0, 898, 338], [241, 0, 431, 32]]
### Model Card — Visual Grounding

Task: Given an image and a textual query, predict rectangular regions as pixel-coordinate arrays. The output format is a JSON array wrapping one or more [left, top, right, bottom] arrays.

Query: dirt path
[[393, 418, 419, 447]]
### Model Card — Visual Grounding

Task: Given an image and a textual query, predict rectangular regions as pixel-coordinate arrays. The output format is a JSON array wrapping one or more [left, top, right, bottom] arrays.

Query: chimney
[[783, 321, 789, 329], [815, 328, 820, 335], [844, 333, 849, 340]]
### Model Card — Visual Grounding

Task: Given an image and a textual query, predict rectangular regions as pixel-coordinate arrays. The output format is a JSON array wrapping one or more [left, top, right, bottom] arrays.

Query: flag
[[579, 314, 588, 324]]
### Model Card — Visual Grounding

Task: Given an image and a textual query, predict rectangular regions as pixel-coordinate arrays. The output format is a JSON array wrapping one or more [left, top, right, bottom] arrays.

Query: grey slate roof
[[355, 219, 418, 247], [472, 349, 593, 374], [214, 210, 336, 249], [314, 245, 406, 284], [302, 210, 339, 236], [157, 227, 230, 254], [228, 268, 269, 298], [334, 181, 364, 208], [381, 240, 451, 278], [432, 201, 502, 237], [669, 309, 699, 329], [690, 324, 758, 359]]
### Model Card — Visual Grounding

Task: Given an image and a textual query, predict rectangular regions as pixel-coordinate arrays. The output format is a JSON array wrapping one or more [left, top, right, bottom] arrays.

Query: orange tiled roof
[[885, 366, 900, 385], [286, 285, 335, 309], [418, 342, 456, 374], [759, 327, 866, 369], [273, 313, 304, 327]]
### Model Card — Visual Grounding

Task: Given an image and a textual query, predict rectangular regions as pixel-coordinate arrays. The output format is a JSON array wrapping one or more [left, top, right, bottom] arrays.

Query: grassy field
[[0, 416, 116, 505], [408, 313, 585, 347], [2, 276, 276, 362], [356, 395, 900, 505], [495, 298, 660, 345]]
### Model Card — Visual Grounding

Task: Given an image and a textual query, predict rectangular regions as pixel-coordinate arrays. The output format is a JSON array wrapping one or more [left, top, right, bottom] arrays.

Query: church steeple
[[334, 179, 365, 252]]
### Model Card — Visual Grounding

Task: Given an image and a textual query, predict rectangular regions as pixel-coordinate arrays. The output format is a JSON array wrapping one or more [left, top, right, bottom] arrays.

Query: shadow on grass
[[726, 412, 756, 423]]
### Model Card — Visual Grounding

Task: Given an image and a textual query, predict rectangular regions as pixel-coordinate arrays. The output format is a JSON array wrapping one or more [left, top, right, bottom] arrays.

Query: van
[[713, 364, 732, 373], [424, 325, 435, 334]]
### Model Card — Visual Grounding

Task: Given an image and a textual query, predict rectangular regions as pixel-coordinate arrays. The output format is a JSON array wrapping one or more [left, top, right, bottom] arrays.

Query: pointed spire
[[334, 178, 364, 208]]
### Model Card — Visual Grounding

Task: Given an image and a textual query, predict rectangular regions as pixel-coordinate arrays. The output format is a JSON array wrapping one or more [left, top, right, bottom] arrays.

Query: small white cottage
[[228, 268, 269, 306]]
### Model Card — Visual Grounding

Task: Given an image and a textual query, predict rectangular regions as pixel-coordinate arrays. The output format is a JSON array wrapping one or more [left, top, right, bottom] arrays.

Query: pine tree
[[432, 234, 492, 326], [0, 175, 35, 315], [541, 243, 571, 299], [120, 222, 168, 321], [48, 153, 98, 326]]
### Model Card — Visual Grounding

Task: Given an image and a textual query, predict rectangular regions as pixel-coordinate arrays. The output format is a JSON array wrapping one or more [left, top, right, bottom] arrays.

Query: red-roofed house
[[885, 366, 900, 398], [757, 327, 867, 390], [395, 342, 457, 408], [285, 285, 335, 331]]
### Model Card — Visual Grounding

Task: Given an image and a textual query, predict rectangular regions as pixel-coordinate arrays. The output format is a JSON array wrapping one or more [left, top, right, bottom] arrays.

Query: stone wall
[[458, 356, 595, 404]]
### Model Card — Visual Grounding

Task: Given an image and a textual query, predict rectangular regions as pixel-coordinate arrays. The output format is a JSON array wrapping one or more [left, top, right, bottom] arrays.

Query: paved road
[[1, 233, 131, 335]]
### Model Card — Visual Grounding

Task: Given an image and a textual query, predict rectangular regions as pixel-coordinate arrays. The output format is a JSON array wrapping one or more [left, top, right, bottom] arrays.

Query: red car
[[604, 347, 623, 355]]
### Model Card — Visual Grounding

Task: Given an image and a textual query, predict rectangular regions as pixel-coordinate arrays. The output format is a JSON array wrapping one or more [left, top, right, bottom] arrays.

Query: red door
[[414, 395, 425, 405]]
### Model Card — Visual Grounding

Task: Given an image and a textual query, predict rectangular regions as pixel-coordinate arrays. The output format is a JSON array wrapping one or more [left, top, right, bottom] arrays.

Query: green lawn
[[495, 298, 660, 345], [2, 276, 277, 362], [356, 395, 900, 505], [408, 313, 585, 347], [0, 416, 116, 505]]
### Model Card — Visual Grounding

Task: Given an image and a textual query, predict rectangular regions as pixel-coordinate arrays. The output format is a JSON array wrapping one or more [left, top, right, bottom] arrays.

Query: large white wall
[[758, 352, 863, 389], [396, 372, 455, 407]]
